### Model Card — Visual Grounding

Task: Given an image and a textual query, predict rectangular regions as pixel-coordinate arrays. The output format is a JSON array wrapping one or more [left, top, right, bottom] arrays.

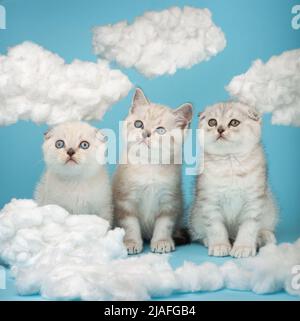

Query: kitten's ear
[[174, 103, 193, 129], [248, 108, 261, 122], [44, 128, 53, 140], [95, 129, 107, 143], [131, 88, 149, 113]]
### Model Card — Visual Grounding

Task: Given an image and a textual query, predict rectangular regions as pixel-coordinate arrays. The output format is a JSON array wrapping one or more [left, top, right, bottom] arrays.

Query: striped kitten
[[113, 88, 192, 254], [190, 102, 277, 258]]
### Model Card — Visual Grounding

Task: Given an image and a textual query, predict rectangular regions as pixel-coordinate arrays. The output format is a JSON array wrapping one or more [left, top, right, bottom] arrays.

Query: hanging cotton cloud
[[93, 6, 226, 78], [0, 199, 299, 300], [0, 42, 132, 126], [226, 49, 300, 126]]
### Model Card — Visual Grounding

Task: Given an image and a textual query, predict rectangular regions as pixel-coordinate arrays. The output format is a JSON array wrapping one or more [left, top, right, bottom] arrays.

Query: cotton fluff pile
[[0, 42, 132, 126], [93, 6, 226, 78], [226, 49, 300, 126], [0, 199, 299, 300]]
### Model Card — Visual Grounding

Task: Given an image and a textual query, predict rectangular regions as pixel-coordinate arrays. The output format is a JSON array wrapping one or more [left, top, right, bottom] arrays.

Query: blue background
[[0, 0, 300, 301]]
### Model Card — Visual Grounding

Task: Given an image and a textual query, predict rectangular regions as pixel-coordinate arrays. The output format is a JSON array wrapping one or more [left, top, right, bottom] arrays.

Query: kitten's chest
[[133, 170, 174, 215], [204, 156, 259, 189], [138, 183, 163, 215], [49, 176, 102, 214]]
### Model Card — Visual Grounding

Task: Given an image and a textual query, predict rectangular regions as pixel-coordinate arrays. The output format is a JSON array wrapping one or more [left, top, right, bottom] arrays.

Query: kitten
[[35, 121, 112, 225], [113, 88, 193, 254], [189, 102, 277, 258]]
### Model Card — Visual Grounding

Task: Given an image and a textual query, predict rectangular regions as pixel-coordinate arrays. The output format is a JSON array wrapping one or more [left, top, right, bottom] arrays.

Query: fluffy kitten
[[189, 102, 277, 258], [35, 121, 112, 224], [113, 88, 193, 254]]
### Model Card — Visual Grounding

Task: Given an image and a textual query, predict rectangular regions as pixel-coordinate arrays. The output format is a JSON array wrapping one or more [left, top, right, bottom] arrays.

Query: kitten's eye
[[229, 119, 240, 127], [79, 141, 90, 149], [208, 119, 217, 127], [55, 140, 65, 149], [155, 127, 166, 135], [134, 120, 144, 129]]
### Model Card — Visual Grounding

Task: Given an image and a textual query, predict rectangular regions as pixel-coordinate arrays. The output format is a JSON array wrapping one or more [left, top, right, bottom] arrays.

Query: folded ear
[[198, 111, 206, 121], [44, 128, 53, 140], [174, 103, 193, 129], [95, 129, 107, 142], [131, 88, 149, 113], [248, 108, 261, 121]]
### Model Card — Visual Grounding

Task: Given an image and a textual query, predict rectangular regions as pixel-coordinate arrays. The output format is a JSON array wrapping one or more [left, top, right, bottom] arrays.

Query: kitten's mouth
[[216, 135, 226, 141], [139, 139, 150, 148], [65, 158, 78, 164]]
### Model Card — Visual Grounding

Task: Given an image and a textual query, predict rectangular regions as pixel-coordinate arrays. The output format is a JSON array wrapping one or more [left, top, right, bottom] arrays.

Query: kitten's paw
[[230, 244, 256, 258], [208, 243, 231, 257], [124, 239, 143, 255], [151, 238, 175, 254]]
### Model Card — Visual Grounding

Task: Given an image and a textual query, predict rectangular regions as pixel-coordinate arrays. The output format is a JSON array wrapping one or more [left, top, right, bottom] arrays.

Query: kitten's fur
[[113, 88, 192, 254], [35, 121, 112, 224], [189, 102, 277, 258]]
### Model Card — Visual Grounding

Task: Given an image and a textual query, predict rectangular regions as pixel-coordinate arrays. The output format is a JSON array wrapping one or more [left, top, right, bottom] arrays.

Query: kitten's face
[[199, 102, 261, 155], [124, 89, 192, 164], [43, 122, 106, 177]]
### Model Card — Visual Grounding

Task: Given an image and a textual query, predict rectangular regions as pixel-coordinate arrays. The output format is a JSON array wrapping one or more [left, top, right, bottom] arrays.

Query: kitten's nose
[[142, 130, 151, 139], [217, 127, 225, 134], [67, 148, 75, 156]]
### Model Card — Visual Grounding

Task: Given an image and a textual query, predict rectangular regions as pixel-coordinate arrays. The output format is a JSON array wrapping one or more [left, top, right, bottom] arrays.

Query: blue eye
[[134, 120, 144, 129], [156, 127, 166, 135], [55, 140, 65, 149], [79, 141, 90, 149]]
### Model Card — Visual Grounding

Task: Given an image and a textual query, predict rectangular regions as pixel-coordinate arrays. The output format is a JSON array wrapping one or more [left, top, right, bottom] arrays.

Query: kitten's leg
[[191, 200, 231, 256], [151, 214, 175, 254], [257, 229, 276, 247], [230, 219, 259, 258], [257, 191, 277, 247], [206, 220, 231, 257], [118, 214, 143, 255]]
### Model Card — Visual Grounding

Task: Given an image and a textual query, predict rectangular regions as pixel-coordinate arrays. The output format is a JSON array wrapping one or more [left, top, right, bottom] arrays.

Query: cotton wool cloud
[[226, 49, 300, 126], [0, 199, 299, 300], [93, 6, 226, 78], [0, 42, 132, 126]]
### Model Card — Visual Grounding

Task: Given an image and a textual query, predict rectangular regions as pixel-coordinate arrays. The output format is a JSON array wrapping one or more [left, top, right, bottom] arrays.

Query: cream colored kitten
[[35, 121, 112, 225], [113, 88, 192, 254], [189, 102, 277, 258]]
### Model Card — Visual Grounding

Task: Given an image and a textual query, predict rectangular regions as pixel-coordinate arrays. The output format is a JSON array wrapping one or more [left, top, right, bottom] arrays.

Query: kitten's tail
[[173, 227, 191, 246]]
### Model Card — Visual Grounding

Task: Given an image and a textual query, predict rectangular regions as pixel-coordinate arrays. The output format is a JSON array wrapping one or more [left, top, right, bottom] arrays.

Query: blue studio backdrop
[[0, 0, 300, 301]]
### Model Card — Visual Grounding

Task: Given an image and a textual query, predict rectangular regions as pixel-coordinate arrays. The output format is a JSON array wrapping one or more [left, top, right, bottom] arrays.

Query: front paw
[[208, 243, 231, 257], [151, 238, 175, 254], [230, 244, 256, 258], [124, 239, 143, 255]]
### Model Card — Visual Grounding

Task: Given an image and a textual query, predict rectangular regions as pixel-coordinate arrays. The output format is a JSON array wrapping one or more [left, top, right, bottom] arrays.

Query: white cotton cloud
[[226, 49, 300, 126], [0, 42, 132, 126], [0, 199, 299, 300], [93, 6, 226, 78], [0, 199, 178, 300], [221, 240, 300, 296]]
